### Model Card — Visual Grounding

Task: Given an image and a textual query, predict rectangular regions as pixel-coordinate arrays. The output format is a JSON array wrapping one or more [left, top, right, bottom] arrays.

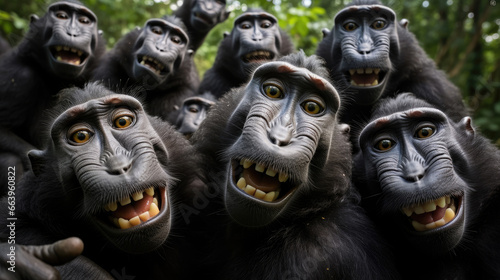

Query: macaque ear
[[400, 19, 409, 29], [321, 28, 331, 38], [459, 116, 475, 136]]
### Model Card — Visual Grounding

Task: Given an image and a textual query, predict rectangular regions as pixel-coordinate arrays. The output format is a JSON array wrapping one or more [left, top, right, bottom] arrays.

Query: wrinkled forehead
[[183, 97, 215, 107], [334, 4, 396, 23], [144, 18, 189, 41], [234, 12, 277, 25], [51, 94, 144, 131], [48, 1, 97, 22], [360, 107, 448, 138], [252, 61, 341, 111]]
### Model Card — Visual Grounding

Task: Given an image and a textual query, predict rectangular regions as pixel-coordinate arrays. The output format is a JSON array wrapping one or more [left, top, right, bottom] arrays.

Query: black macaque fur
[[0, 83, 207, 280], [0, 0, 106, 196], [174, 0, 230, 52], [191, 52, 399, 280], [353, 93, 500, 279], [92, 16, 199, 124], [316, 0, 469, 145], [198, 8, 295, 99]]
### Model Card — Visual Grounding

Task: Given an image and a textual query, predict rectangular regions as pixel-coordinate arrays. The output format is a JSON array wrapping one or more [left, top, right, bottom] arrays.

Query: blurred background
[[1, 0, 498, 144]]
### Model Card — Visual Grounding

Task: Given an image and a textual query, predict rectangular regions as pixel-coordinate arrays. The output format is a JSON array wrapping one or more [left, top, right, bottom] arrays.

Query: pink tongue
[[112, 194, 154, 220], [411, 206, 446, 224]]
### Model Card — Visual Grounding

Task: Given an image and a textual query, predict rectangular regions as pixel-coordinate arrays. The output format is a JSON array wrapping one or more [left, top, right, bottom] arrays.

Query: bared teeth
[[139, 211, 150, 222], [129, 216, 141, 226], [237, 177, 246, 189], [279, 173, 288, 183], [266, 167, 277, 177], [402, 195, 458, 231], [237, 159, 289, 202], [254, 189, 266, 199], [118, 218, 132, 229], [243, 159, 252, 169], [56, 46, 62, 52], [255, 163, 265, 173], [104, 187, 162, 229], [131, 191, 144, 201], [119, 196, 131, 206], [149, 202, 160, 217], [145, 187, 154, 196], [263, 191, 276, 202], [107, 201, 117, 211], [244, 185, 257, 196]]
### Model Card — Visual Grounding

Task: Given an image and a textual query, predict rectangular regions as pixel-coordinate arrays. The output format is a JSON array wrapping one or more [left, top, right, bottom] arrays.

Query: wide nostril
[[403, 162, 425, 182], [106, 155, 132, 175], [268, 125, 292, 147]]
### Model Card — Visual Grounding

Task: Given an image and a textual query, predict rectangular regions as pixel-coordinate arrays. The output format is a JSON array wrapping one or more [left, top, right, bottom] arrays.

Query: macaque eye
[[114, 115, 134, 129], [415, 126, 435, 139], [78, 16, 91, 24], [70, 130, 93, 144], [343, 22, 358, 31], [261, 20, 272, 28], [375, 139, 395, 152], [371, 20, 386, 29], [188, 105, 199, 113], [263, 84, 283, 99], [240, 22, 252, 29], [151, 26, 163, 35], [56, 11, 69, 20], [171, 35, 182, 44], [301, 100, 324, 115]]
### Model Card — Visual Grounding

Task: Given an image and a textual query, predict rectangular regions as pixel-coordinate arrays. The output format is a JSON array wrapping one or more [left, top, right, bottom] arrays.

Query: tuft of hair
[[347, 0, 382, 6], [370, 93, 433, 120], [160, 15, 189, 33]]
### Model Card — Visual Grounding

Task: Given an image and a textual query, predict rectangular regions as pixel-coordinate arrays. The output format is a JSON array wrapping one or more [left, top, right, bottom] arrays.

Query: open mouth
[[346, 68, 385, 87], [401, 195, 461, 232], [101, 187, 164, 229], [241, 51, 275, 64], [50, 45, 88, 66], [138, 55, 168, 76], [232, 159, 294, 202]]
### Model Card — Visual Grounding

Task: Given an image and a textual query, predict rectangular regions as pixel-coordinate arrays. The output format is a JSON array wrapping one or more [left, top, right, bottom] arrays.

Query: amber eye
[[263, 84, 283, 99], [78, 16, 90, 24], [375, 139, 395, 151], [302, 100, 324, 115], [171, 36, 182, 44], [114, 115, 134, 129], [188, 105, 199, 113], [56, 11, 68, 19], [261, 21, 272, 28], [343, 22, 358, 31], [70, 130, 93, 144], [151, 26, 163, 35], [240, 23, 251, 29], [371, 20, 386, 29], [415, 126, 435, 139]]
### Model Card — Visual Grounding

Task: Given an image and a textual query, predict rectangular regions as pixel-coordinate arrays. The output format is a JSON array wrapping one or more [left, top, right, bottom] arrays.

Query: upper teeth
[[236, 159, 288, 202], [53, 45, 84, 65], [348, 68, 380, 87], [244, 51, 272, 61], [140, 56, 165, 75], [402, 196, 457, 231], [103, 187, 160, 229]]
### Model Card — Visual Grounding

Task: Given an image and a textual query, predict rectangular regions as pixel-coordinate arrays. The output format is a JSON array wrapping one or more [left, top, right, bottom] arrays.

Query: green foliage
[[0, 0, 499, 144]]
